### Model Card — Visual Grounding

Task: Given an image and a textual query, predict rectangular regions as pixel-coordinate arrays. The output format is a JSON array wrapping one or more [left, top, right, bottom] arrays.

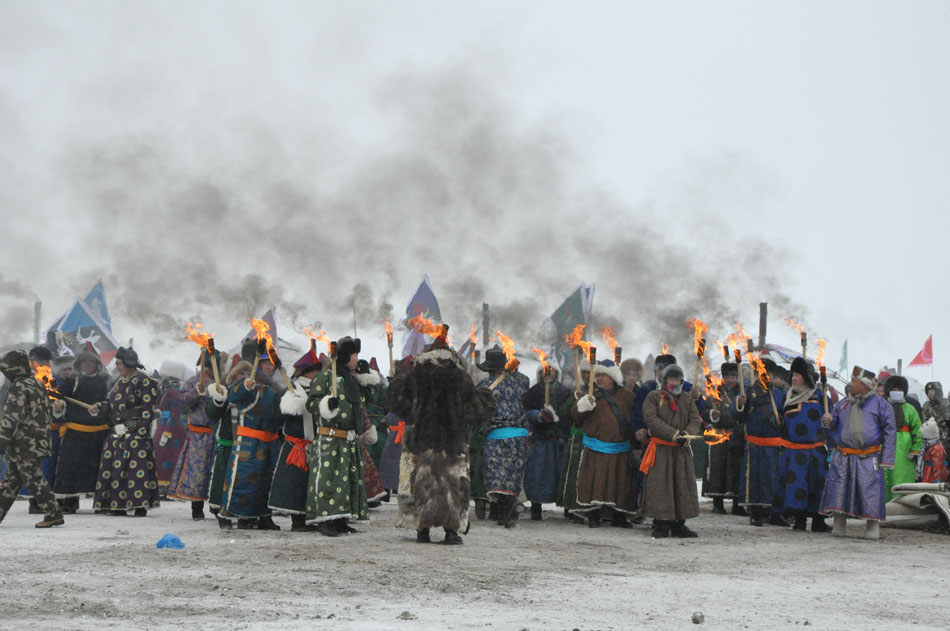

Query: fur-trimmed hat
[[720, 362, 738, 377], [536, 362, 561, 383], [662, 363, 685, 382], [789, 357, 815, 389], [225, 360, 253, 386], [619, 358, 643, 376], [593, 359, 623, 386], [115, 346, 144, 369], [336, 337, 361, 361], [29, 346, 53, 363], [478, 345, 507, 372], [925, 381, 943, 397], [883, 375, 909, 396], [292, 349, 322, 375], [851, 365, 877, 390], [654, 354, 677, 375]]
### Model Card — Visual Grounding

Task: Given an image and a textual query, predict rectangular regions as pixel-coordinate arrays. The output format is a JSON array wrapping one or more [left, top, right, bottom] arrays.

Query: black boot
[[381, 491, 391, 503], [291, 514, 317, 532], [712, 497, 726, 514], [108, 510, 127, 516], [611, 509, 633, 529], [217, 516, 233, 530], [257, 516, 281, 531], [191, 501, 206, 520], [488, 501, 500, 522], [749, 507, 765, 527], [811, 515, 833, 533], [474, 499, 487, 520], [59, 497, 78, 515], [671, 520, 698, 538], [530, 502, 543, 521], [316, 521, 340, 537], [443, 530, 463, 545], [502, 498, 521, 529], [237, 518, 258, 530], [133, 508, 147, 517], [416, 528, 431, 543], [588, 508, 602, 529], [333, 518, 357, 534], [793, 514, 808, 531], [651, 519, 670, 538], [768, 512, 790, 527], [731, 502, 749, 517]]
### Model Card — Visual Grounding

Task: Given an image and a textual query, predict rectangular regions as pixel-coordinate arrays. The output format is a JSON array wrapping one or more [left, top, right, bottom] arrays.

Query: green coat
[[304, 368, 369, 523], [885, 401, 922, 502]]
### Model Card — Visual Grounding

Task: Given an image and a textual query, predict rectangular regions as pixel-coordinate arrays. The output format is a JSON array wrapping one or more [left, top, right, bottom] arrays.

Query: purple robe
[[819, 393, 896, 521], [166, 376, 215, 501]]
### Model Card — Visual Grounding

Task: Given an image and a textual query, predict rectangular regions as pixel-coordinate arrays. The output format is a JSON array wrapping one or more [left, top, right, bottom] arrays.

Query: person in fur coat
[[386, 339, 495, 544]]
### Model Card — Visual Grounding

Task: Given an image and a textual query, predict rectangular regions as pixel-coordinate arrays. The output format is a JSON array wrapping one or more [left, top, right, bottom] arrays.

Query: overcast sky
[[1, 1, 947, 381]]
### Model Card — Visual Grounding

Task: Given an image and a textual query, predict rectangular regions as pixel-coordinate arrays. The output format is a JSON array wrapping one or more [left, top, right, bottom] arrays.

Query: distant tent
[[44, 296, 119, 365]]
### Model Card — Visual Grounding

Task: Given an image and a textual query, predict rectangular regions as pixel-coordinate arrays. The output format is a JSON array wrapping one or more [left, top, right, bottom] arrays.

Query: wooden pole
[[588, 347, 597, 395], [734, 348, 745, 398], [207, 338, 222, 390]]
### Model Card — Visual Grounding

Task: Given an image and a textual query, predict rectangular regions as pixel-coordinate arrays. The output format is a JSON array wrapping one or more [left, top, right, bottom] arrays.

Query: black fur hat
[[336, 337, 361, 361], [883, 375, 909, 396], [115, 346, 144, 369], [720, 362, 738, 377], [29, 346, 53, 362], [654, 354, 677, 374], [789, 357, 815, 389]]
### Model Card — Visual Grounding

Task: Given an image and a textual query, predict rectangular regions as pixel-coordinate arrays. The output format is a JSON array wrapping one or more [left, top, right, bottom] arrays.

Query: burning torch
[[330, 340, 338, 398], [383, 318, 394, 377], [587, 346, 597, 395], [687, 318, 708, 389], [817, 339, 829, 415], [532, 347, 552, 406], [489, 330, 519, 391]]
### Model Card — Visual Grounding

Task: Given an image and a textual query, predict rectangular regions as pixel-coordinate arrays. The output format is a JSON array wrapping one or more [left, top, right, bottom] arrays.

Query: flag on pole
[[44, 297, 119, 365], [401, 275, 441, 358], [839, 339, 848, 376], [83, 280, 112, 333], [908, 334, 933, 367], [547, 283, 595, 381]]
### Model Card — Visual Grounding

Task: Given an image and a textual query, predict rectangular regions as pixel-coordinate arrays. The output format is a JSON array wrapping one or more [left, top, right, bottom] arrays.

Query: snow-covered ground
[[0, 495, 946, 631]]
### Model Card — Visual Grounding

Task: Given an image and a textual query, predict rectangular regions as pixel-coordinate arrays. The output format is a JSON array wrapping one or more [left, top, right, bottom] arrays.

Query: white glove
[[576, 394, 596, 413], [346, 430, 357, 442], [209, 383, 228, 403], [360, 424, 378, 445], [113, 423, 128, 437]]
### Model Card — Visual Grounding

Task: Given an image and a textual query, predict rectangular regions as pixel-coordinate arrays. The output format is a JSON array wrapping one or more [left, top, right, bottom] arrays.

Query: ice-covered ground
[[0, 494, 946, 631]]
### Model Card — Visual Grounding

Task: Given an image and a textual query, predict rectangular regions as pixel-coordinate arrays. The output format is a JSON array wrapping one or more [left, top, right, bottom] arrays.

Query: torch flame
[[599, 326, 618, 352], [748, 351, 771, 391], [735, 321, 752, 346], [382, 318, 393, 343], [686, 318, 708, 355], [704, 428, 730, 446], [660, 342, 670, 355], [301, 324, 332, 354], [782, 317, 805, 334], [495, 330, 518, 371], [185, 322, 214, 349], [469, 323, 478, 345], [406, 315, 445, 340], [816, 339, 827, 369], [31, 362, 60, 400], [702, 359, 723, 401], [564, 324, 593, 355], [251, 317, 278, 356], [531, 347, 551, 372]]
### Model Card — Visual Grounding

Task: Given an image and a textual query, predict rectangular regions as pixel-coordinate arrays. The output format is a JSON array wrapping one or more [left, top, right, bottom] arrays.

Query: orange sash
[[639, 437, 682, 474], [235, 426, 279, 442], [284, 435, 312, 470], [187, 424, 213, 434], [837, 444, 882, 456], [782, 440, 825, 450], [59, 422, 109, 437], [390, 420, 406, 444], [745, 435, 785, 448]]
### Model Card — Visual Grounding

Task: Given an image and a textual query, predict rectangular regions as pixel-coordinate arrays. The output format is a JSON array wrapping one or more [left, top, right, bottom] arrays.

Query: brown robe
[[642, 389, 702, 520], [570, 386, 638, 514]]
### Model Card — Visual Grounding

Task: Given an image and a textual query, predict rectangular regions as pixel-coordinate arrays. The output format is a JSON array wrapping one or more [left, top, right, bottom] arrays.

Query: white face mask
[[889, 391, 904, 401]]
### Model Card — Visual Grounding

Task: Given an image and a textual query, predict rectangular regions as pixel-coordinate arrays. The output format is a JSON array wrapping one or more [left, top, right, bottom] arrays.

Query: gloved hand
[[359, 424, 378, 445], [540, 406, 556, 423], [113, 423, 128, 437], [209, 383, 228, 403], [674, 431, 688, 446], [356, 359, 370, 375], [244, 378, 256, 391], [821, 413, 833, 428], [327, 397, 339, 411]]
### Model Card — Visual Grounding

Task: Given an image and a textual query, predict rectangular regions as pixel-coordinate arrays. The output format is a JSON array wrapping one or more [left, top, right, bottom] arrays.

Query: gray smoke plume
[[0, 11, 804, 362]]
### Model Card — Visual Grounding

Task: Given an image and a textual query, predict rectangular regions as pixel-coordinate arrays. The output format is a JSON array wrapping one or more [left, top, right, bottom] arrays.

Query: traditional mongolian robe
[[556, 391, 584, 510], [268, 378, 313, 515], [167, 375, 216, 501], [773, 390, 829, 518], [884, 398, 922, 502], [379, 412, 405, 491], [478, 371, 530, 499], [702, 383, 744, 501], [305, 366, 369, 524], [570, 385, 638, 515], [819, 393, 897, 521], [738, 385, 785, 508], [640, 389, 702, 521], [205, 392, 234, 512], [523, 376, 573, 504], [221, 377, 281, 519], [92, 371, 162, 512], [52, 356, 110, 498], [153, 385, 187, 494], [356, 370, 388, 502]]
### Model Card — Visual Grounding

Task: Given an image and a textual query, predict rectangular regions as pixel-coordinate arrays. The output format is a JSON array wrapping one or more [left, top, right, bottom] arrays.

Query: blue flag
[[83, 280, 112, 333], [401, 275, 441, 358]]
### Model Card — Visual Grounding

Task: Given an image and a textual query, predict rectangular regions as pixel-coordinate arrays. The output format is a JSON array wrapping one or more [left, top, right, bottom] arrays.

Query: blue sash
[[486, 427, 530, 441], [582, 434, 631, 454]]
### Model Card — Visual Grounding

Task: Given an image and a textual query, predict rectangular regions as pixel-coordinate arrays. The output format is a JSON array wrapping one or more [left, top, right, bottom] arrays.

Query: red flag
[[908, 335, 933, 367]]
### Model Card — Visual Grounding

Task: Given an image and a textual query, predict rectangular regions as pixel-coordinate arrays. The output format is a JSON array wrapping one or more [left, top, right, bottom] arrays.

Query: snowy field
[[0, 494, 946, 631]]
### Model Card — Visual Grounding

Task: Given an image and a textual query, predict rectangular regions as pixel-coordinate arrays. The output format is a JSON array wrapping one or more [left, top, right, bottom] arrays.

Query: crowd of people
[[1, 335, 947, 543]]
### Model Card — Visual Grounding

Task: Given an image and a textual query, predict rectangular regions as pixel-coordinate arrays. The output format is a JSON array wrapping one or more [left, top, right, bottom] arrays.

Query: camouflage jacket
[[0, 350, 52, 461]]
